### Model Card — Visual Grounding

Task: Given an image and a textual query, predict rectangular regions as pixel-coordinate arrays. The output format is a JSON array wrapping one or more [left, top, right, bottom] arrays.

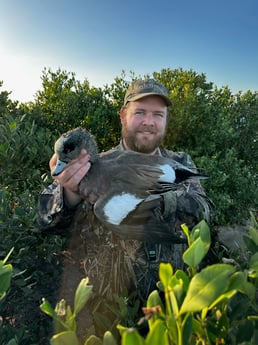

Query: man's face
[[120, 96, 168, 154]]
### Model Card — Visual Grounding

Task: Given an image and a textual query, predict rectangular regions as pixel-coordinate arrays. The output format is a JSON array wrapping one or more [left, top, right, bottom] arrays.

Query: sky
[[0, 0, 258, 102]]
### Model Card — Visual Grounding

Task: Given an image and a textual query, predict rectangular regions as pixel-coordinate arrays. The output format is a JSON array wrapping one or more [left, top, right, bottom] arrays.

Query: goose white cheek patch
[[104, 193, 143, 225], [158, 164, 176, 183]]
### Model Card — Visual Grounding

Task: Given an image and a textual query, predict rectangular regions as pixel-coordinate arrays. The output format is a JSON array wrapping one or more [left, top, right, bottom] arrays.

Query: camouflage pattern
[[37, 142, 213, 336]]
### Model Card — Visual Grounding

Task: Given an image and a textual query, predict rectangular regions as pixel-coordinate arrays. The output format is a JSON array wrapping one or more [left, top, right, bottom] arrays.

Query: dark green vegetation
[[0, 68, 257, 344], [41, 219, 258, 345]]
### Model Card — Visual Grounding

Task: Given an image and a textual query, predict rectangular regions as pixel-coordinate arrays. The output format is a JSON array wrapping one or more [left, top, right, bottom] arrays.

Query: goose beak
[[52, 159, 67, 176]]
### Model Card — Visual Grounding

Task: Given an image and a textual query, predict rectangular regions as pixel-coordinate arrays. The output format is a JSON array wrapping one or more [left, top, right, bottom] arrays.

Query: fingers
[[51, 149, 91, 193], [58, 161, 91, 192], [49, 153, 58, 172]]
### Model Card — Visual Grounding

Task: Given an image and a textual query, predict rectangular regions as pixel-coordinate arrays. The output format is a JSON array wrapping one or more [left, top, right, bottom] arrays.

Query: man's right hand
[[50, 149, 91, 207]]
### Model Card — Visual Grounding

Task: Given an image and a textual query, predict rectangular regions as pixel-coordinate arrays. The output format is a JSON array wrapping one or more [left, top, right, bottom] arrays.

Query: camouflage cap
[[124, 78, 172, 106]]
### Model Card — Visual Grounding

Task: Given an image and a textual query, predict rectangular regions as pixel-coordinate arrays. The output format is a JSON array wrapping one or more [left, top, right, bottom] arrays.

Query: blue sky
[[1, 0, 258, 102]]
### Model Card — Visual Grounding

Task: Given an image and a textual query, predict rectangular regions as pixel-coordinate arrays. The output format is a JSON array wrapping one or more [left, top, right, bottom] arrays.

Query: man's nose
[[142, 113, 155, 126]]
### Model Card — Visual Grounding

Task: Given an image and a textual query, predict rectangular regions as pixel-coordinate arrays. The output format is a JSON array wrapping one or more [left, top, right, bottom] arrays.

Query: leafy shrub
[[0, 69, 257, 343], [29, 68, 121, 151], [0, 112, 54, 194], [40, 219, 258, 344], [196, 148, 257, 224], [118, 216, 258, 345], [0, 248, 13, 302], [0, 106, 66, 344]]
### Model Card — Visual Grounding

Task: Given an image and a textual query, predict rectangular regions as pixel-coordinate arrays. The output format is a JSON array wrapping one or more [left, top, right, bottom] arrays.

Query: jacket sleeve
[[160, 150, 214, 230], [37, 181, 78, 234]]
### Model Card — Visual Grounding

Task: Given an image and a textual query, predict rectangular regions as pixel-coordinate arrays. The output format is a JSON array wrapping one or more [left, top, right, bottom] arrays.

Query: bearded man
[[37, 79, 213, 338]]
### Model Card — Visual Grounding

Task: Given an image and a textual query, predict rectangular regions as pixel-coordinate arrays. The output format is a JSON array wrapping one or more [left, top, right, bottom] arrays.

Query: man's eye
[[135, 111, 144, 116]]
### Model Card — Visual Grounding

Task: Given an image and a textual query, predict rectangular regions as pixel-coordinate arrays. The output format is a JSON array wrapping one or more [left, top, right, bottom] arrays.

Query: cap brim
[[124, 92, 172, 106]]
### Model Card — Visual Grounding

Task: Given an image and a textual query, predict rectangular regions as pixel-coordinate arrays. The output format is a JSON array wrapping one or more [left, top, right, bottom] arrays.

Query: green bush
[[0, 111, 66, 344], [40, 218, 258, 344], [0, 249, 13, 302], [0, 69, 257, 343], [196, 149, 256, 224]]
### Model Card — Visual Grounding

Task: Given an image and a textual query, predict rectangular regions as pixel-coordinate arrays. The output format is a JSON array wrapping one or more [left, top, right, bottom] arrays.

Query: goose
[[53, 127, 207, 243]]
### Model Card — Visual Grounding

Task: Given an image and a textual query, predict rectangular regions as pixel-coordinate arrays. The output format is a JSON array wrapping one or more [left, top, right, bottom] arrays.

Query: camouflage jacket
[[37, 143, 213, 304]]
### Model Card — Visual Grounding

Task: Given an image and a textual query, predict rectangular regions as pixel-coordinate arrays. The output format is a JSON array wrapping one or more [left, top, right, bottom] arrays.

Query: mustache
[[137, 126, 156, 134]]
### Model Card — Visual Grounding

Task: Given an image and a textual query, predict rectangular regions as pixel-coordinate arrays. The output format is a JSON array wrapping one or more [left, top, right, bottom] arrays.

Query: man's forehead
[[128, 97, 167, 110]]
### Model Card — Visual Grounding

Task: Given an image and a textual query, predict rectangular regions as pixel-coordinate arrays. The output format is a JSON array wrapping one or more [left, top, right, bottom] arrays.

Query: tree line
[[1, 67, 257, 225]]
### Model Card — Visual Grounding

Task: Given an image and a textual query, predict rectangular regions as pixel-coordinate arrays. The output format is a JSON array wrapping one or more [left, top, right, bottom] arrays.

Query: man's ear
[[119, 107, 126, 123]]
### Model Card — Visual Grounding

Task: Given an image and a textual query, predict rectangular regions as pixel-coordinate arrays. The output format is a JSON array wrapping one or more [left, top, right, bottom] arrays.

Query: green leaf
[[198, 220, 211, 241], [183, 237, 210, 267], [40, 298, 58, 320], [146, 290, 164, 329], [50, 331, 80, 345], [165, 315, 178, 342], [249, 226, 258, 246], [168, 273, 188, 310], [117, 324, 130, 335], [146, 290, 163, 308], [183, 221, 211, 267], [0, 262, 12, 294], [192, 220, 210, 239], [84, 335, 102, 345], [243, 235, 258, 253], [2, 247, 14, 265], [191, 220, 210, 241], [249, 252, 258, 271], [208, 289, 237, 311], [159, 262, 173, 289], [192, 318, 205, 339], [103, 331, 117, 345], [228, 271, 255, 299], [174, 270, 190, 292], [121, 328, 144, 345], [145, 319, 169, 345], [179, 264, 236, 314], [6, 340, 18, 345], [74, 277, 93, 315], [182, 313, 193, 344], [191, 228, 200, 242], [181, 223, 190, 243], [9, 121, 17, 130]]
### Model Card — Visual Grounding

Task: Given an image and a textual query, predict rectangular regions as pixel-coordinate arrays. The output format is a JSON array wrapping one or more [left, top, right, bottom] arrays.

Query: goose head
[[52, 127, 98, 176]]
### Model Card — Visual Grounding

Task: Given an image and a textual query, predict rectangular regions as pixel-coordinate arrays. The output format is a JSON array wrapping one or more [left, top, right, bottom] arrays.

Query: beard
[[122, 124, 166, 154]]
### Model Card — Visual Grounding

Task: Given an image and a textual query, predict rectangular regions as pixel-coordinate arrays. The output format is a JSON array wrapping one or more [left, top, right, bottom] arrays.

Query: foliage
[[40, 278, 93, 345], [154, 68, 214, 151], [0, 185, 65, 344], [0, 81, 19, 116], [231, 90, 258, 175], [0, 112, 54, 194], [28, 68, 121, 151], [3, 68, 257, 224], [196, 149, 256, 224], [0, 87, 66, 344], [0, 248, 13, 302], [117, 218, 258, 345], [153, 69, 258, 224], [40, 219, 258, 344], [0, 68, 257, 343], [0, 249, 17, 345]]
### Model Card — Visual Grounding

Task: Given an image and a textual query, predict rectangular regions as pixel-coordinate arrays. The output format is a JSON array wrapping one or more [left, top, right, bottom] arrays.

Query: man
[[37, 78, 213, 337]]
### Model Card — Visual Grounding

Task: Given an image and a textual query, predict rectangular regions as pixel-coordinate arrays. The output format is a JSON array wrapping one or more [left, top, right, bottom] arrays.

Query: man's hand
[[50, 149, 91, 207]]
